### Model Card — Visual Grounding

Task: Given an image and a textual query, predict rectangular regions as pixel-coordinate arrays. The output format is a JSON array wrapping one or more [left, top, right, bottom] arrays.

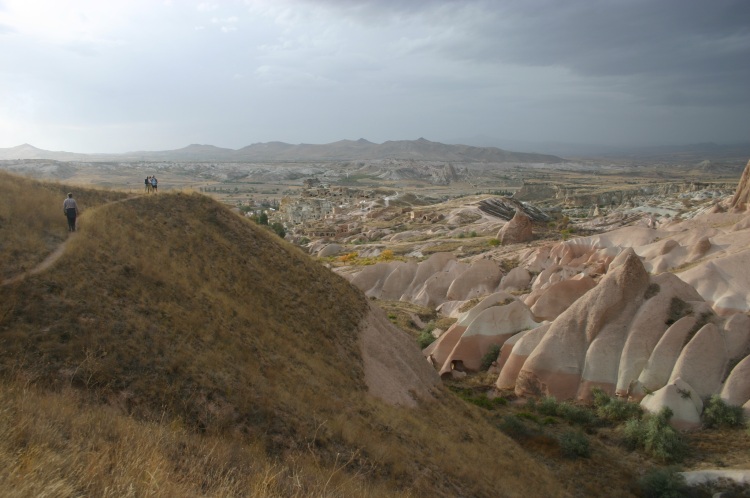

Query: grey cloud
[[304, 0, 750, 108]]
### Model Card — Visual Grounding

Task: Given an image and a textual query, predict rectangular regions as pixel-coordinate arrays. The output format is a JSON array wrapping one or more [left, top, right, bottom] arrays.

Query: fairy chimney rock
[[498, 209, 533, 245], [730, 159, 750, 211]]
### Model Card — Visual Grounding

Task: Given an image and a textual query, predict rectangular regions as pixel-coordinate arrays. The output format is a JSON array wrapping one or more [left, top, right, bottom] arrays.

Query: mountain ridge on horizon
[[3, 138, 749, 164], [0, 138, 566, 163]]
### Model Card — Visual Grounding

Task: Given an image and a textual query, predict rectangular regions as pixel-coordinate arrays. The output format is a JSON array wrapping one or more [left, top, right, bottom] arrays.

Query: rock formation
[[436, 298, 541, 377], [729, 159, 750, 211], [513, 250, 650, 400], [640, 378, 703, 430], [497, 210, 533, 245]]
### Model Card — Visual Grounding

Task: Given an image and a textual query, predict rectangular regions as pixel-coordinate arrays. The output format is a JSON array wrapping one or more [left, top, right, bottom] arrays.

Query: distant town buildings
[[276, 179, 376, 239]]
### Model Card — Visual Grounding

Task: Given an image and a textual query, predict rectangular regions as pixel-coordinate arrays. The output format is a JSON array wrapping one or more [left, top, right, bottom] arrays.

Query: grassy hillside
[[0, 173, 564, 497], [0, 170, 129, 281]]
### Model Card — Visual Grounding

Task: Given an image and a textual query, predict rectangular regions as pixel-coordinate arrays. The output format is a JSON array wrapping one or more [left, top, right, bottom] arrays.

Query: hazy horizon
[[1, 0, 748, 154]]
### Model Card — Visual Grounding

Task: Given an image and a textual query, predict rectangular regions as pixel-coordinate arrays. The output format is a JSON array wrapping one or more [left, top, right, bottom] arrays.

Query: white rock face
[[438, 299, 541, 376], [515, 250, 650, 400], [353, 170, 750, 431], [720, 355, 750, 408], [637, 315, 699, 395], [668, 323, 727, 399], [496, 324, 550, 390], [499, 267, 532, 292], [615, 272, 704, 396], [640, 378, 703, 431], [349, 252, 509, 309]]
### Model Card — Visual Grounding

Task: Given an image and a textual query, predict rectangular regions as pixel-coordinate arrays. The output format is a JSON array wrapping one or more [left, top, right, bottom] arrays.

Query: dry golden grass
[[0, 175, 567, 497], [0, 170, 129, 280], [0, 378, 407, 497]]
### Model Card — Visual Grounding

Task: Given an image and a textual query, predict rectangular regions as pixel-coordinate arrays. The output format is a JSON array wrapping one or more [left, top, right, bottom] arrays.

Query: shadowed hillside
[[0, 174, 564, 497]]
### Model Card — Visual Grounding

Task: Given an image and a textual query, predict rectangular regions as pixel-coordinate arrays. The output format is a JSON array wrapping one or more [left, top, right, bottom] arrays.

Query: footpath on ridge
[[1, 195, 144, 287]]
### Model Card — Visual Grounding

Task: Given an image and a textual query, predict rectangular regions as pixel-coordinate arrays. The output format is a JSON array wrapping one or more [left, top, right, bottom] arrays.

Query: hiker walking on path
[[63, 193, 79, 232]]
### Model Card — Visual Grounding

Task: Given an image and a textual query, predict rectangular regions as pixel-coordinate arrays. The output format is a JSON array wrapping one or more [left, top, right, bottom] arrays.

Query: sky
[[0, 0, 748, 153]]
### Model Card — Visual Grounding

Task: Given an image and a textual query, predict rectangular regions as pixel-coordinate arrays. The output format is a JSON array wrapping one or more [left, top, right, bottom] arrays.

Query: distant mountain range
[[0, 138, 565, 163]]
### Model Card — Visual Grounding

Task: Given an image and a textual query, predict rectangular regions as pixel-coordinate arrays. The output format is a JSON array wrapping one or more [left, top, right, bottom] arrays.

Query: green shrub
[[498, 415, 529, 439], [559, 430, 590, 458], [479, 344, 501, 371], [621, 408, 686, 462], [542, 416, 557, 426], [516, 411, 540, 424], [465, 393, 508, 410], [527, 396, 598, 426], [451, 388, 507, 411], [591, 388, 643, 423], [536, 396, 560, 417], [638, 466, 687, 498], [557, 401, 597, 426], [488, 238, 500, 247], [417, 331, 436, 349], [270, 222, 285, 238], [702, 395, 745, 429]]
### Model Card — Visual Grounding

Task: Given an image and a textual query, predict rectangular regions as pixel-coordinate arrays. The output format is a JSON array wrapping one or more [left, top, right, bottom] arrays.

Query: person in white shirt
[[63, 193, 79, 232]]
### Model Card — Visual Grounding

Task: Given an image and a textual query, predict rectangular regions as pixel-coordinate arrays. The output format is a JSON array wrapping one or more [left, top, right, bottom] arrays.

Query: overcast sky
[[0, 0, 748, 153]]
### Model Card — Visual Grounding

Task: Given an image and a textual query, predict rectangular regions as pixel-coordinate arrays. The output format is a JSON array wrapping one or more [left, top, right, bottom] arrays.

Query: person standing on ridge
[[145, 176, 151, 193], [151, 176, 158, 193], [63, 192, 79, 232]]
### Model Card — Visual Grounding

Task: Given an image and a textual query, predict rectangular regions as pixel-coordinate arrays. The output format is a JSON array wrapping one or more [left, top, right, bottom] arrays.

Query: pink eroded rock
[[496, 324, 550, 389], [446, 258, 503, 301], [529, 274, 596, 322], [669, 323, 728, 399], [401, 252, 459, 299], [659, 239, 680, 255], [379, 261, 418, 300], [729, 159, 750, 211], [424, 323, 466, 369], [636, 315, 699, 395], [425, 292, 516, 367], [438, 300, 540, 375], [686, 236, 712, 262], [640, 378, 703, 431], [496, 329, 531, 371], [515, 250, 650, 399], [349, 261, 400, 298], [499, 266, 532, 292], [722, 312, 750, 359], [530, 265, 578, 292], [497, 209, 533, 245], [721, 355, 750, 407], [411, 262, 469, 308], [615, 272, 705, 397]]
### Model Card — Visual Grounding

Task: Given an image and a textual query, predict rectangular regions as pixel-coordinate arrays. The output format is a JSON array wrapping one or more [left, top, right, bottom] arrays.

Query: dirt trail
[[1, 239, 72, 286], [1, 195, 142, 287]]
